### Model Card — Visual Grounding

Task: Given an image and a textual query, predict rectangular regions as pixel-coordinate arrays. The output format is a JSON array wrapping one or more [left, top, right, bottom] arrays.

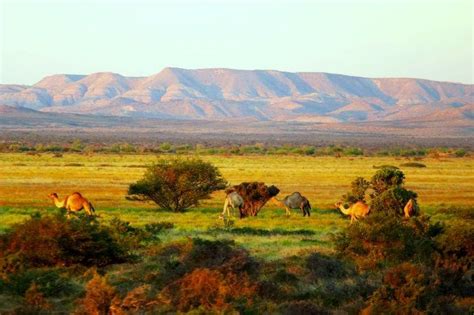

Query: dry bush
[[22, 282, 52, 312], [74, 272, 117, 315], [159, 268, 257, 312], [226, 182, 280, 217], [365, 263, 462, 314], [0, 214, 128, 274], [119, 285, 156, 312]]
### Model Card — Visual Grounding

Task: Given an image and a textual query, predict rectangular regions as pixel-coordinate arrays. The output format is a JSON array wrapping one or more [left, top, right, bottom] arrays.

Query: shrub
[[454, 148, 467, 157], [127, 158, 227, 212], [183, 239, 259, 276], [400, 162, 426, 168], [74, 272, 117, 315], [306, 252, 351, 279], [278, 301, 330, 315], [153, 238, 259, 288], [370, 167, 405, 195], [158, 268, 257, 312], [144, 222, 174, 234], [366, 263, 462, 314], [225, 182, 280, 217], [2, 269, 81, 297], [118, 284, 156, 312], [435, 223, 474, 296], [0, 214, 128, 273], [369, 167, 418, 216], [18, 282, 52, 313], [370, 186, 418, 216], [342, 177, 370, 203], [334, 213, 442, 270]]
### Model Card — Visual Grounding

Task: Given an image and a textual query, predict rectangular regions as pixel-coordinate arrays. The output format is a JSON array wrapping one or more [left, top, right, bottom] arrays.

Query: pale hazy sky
[[0, 0, 472, 85]]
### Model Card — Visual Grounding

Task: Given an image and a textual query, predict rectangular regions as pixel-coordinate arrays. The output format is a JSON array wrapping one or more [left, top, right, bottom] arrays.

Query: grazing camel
[[273, 192, 311, 216], [404, 198, 415, 218], [48, 192, 95, 217], [335, 201, 369, 224], [219, 192, 244, 219]]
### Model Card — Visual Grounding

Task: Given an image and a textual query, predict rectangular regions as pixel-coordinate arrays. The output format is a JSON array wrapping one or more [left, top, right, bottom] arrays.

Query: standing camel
[[335, 201, 369, 223], [48, 192, 95, 217], [404, 198, 415, 218], [273, 192, 311, 217], [219, 192, 244, 219]]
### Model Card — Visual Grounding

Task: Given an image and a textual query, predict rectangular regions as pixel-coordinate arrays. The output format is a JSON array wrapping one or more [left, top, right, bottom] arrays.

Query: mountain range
[[0, 67, 473, 124]]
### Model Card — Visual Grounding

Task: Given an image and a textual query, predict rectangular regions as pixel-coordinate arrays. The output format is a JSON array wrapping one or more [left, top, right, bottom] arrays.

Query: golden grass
[[0, 153, 472, 259]]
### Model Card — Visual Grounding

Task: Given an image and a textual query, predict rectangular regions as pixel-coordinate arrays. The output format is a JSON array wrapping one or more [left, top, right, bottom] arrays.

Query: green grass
[[0, 152, 473, 259]]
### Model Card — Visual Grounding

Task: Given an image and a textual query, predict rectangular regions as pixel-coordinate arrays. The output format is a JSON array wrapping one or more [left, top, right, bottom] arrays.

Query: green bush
[[144, 222, 174, 234], [306, 253, 351, 279], [154, 238, 259, 287], [369, 167, 418, 216], [400, 162, 426, 168], [128, 158, 227, 212], [278, 301, 330, 315], [370, 186, 418, 216], [342, 177, 370, 203], [370, 167, 405, 194], [1, 269, 82, 297], [334, 213, 442, 270], [454, 148, 467, 157]]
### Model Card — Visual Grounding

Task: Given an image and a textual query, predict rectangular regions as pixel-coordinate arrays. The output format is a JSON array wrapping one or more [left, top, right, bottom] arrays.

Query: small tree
[[370, 167, 405, 195], [225, 182, 280, 217], [128, 158, 227, 212], [370, 167, 418, 216], [342, 177, 370, 203]]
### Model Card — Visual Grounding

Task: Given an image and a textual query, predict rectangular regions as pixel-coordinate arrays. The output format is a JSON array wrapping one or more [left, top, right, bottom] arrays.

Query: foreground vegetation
[[0, 152, 473, 313]]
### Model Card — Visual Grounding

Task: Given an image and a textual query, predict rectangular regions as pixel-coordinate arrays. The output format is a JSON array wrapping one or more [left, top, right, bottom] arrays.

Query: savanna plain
[[0, 152, 473, 313]]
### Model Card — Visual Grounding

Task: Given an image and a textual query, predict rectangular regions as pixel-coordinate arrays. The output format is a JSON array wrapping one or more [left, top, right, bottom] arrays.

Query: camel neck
[[53, 197, 65, 208], [338, 205, 350, 215]]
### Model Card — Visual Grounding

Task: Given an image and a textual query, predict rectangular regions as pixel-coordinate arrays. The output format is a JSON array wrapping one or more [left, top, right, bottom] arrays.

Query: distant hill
[[0, 68, 472, 123]]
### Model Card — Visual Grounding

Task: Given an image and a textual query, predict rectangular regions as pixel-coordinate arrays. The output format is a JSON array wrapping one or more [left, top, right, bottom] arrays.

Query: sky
[[0, 0, 472, 85]]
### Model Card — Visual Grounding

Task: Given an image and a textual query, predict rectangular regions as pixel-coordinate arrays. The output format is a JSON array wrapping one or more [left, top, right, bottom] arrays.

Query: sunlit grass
[[0, 152, 473, 259]]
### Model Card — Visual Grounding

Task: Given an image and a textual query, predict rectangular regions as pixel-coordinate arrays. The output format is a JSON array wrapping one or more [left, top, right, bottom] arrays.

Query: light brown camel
[[48, 192, 95, 217], [335, 201, 370, 224], [404, 198, 415, 218]]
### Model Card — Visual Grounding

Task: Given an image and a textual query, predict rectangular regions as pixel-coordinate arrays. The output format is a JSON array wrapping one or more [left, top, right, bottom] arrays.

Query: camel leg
[[285, 207, 291, 216], [220, 199, 229, 219], [84, 203, 92, 216]]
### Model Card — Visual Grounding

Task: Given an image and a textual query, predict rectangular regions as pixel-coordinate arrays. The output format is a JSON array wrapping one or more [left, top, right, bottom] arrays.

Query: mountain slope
[[0, 68, 472, 122]]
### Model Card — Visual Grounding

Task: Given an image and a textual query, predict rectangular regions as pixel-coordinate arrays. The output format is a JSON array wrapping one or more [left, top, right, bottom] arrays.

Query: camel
[[219, 192, 244, 219], [335, 201, 369, 223], [273, 192, 311, 216], [404, 198, 415, 218], [48, 192, 95, 217]]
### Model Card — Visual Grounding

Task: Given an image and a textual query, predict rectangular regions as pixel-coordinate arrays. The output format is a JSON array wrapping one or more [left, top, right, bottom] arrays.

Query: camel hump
[[71, 192, 83, 197]]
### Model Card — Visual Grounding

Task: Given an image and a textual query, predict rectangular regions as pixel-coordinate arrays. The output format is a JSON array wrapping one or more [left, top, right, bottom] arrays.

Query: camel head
[[334, 201, 343, 209], [48, 192, 58, 200]]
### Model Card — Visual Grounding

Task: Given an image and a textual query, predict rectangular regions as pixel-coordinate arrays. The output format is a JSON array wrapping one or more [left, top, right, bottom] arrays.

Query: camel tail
[[89, 202, 95, 213]]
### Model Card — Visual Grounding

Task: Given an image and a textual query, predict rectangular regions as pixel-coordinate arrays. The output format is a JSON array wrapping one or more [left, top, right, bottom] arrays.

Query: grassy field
[[1, 153, 473, 260]]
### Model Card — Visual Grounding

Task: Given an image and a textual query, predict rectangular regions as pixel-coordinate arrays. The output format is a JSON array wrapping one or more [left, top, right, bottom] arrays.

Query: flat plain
[[1, 153, 472, 260]]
